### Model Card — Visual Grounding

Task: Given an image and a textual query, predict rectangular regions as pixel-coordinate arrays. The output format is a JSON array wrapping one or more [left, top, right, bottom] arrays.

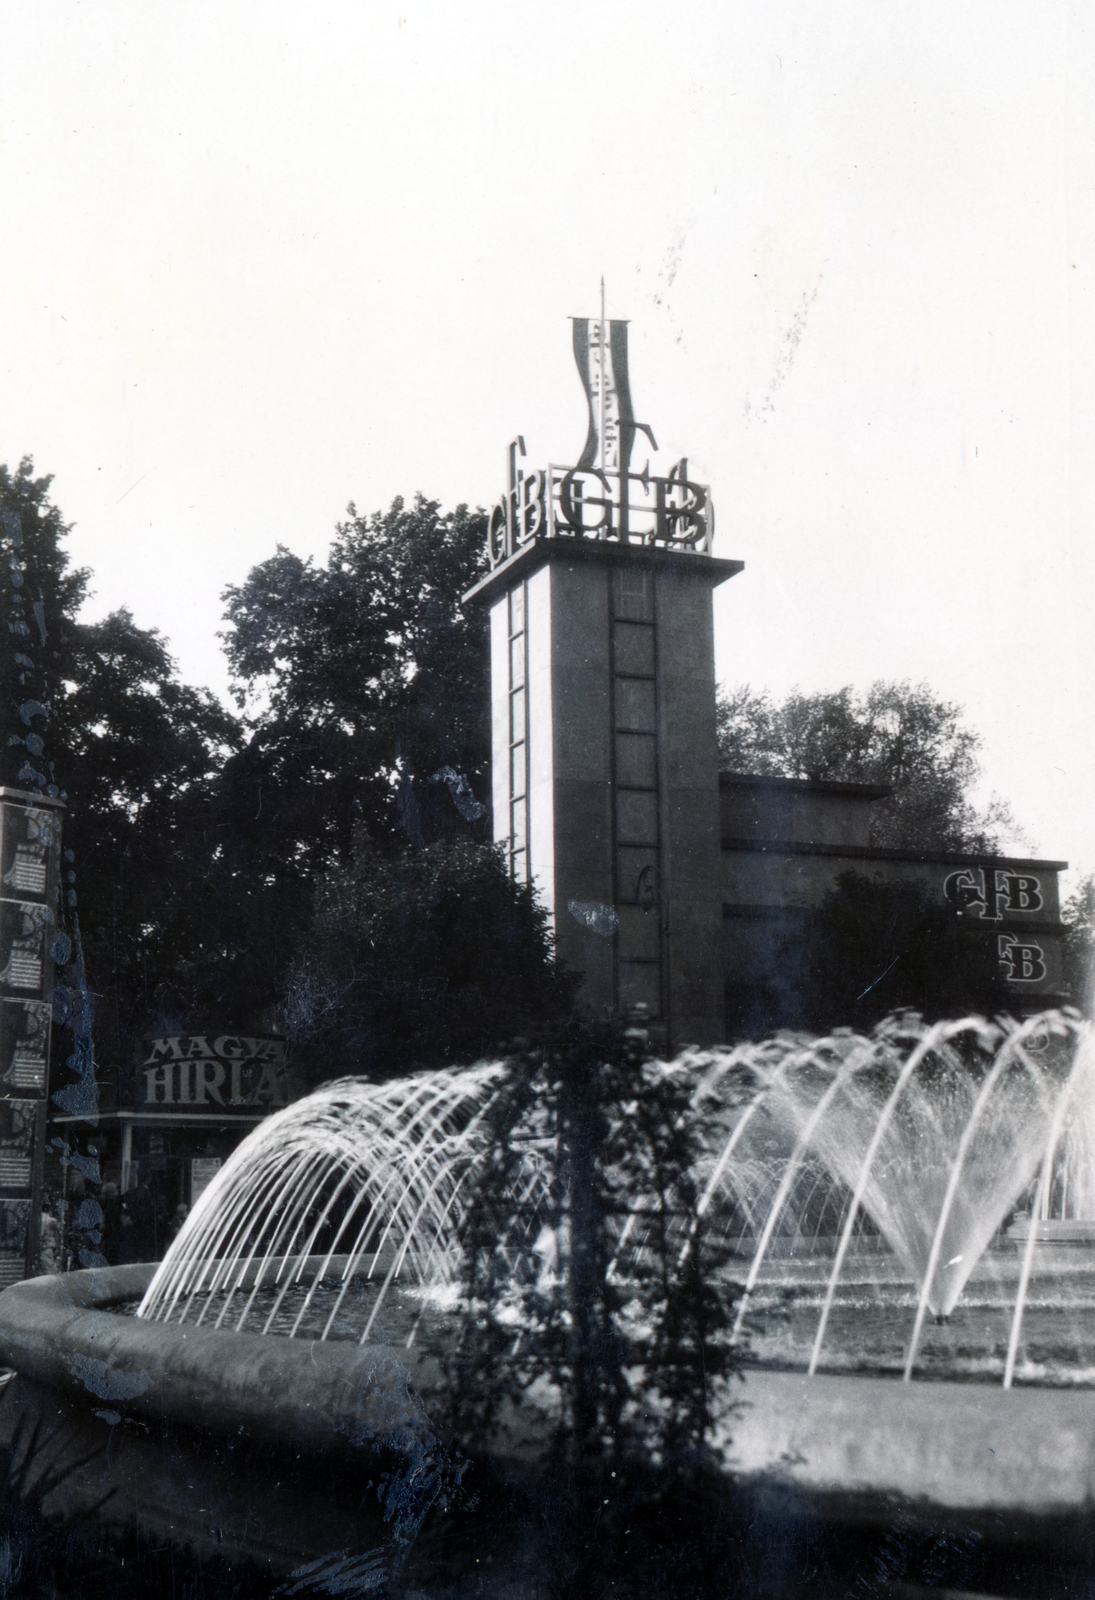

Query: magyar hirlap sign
[[137, 1034, 302, 1111]]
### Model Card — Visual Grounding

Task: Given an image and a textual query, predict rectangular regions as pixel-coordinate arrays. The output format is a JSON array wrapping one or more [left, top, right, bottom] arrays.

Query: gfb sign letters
[[942, 868, 1043, 920], [942, 868, 1052, 987], [139, 1035, 300, 1110]]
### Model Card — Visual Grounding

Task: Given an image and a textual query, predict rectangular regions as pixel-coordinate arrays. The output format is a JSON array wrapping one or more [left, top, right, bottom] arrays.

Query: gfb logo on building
[[139, 1035, 300, 1110], [997, 935, 1047, 984], [942, 869, 1043, 920]]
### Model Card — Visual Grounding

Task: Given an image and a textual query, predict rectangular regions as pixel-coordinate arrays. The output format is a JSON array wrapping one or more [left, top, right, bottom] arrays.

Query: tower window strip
[[507, 581, 530, 884]]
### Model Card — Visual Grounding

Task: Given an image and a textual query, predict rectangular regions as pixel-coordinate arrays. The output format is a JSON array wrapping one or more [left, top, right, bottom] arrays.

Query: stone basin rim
[[3, 1266, 1095, 1523], [0, 1264, 441, 1458]]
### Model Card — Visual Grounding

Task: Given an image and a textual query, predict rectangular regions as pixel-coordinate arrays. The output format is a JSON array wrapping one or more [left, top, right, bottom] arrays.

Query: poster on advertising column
[[0, 792, 62, 1284]]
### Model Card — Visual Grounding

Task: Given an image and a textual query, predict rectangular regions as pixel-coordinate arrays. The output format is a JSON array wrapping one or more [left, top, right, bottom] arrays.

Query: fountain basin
[[0, 1263, 444, 1454], [2, 1266, 1095, 1547], [729, 1368, 1095, 1517], [0, 1265, 450, 1578], [1007, 1218, 1095, 1244]]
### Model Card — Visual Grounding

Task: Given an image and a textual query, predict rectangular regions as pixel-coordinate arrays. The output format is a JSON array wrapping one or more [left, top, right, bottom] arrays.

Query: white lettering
[[249, 1061, 290, 1106], [142, 1037, 184, 1066], [144, 1064, 174, 1104], [194, 1060, 226, 1105]]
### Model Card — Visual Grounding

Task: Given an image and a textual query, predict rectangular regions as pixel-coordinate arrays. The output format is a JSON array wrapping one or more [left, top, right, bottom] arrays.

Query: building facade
[[466, 323, 1068, 1047]]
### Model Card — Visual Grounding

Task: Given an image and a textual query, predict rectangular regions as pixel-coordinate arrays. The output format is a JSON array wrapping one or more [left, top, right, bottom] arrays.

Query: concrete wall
[[719, 775, 884, 848], [721, 841, 1069, 1008], [544, 558, 616, 1014], [651, 564, 725, 1046]]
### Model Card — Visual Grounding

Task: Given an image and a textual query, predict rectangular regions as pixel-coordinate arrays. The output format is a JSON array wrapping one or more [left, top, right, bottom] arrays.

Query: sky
[[0, 2, 1091, 888]]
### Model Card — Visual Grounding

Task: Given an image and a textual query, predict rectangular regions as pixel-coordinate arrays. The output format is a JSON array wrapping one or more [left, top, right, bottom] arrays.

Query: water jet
[[0, 1011, 1093, 1587]]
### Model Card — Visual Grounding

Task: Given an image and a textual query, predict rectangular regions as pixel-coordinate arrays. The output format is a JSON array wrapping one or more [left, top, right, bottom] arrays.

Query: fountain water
[[136, 1062, 515, 1342], [134, 1008, 1093, 1391], [2, 1007, 1095, 1585]]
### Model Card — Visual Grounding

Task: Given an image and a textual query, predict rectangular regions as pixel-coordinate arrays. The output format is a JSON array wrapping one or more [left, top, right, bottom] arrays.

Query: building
[[720, 772, 1067, 1036], [465, 318, 1068, 1048]]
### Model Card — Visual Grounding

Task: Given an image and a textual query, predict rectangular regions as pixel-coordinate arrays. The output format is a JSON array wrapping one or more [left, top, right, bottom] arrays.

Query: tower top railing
[[486, 458, 714, 571]]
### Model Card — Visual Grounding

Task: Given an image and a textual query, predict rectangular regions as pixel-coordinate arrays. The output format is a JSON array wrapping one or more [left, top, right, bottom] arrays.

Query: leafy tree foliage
[[0, 458, 90, 791], [0, 461, 240, 1072], [220, 494, 490, 873], [804, 872, 1012, 1034], [277, 836, 575, 1085], [200, 495, 495, 1033], [1062, 874, 1095, 1018], [445, 1025, 741, 1596], [725, 872, 1012, 1039], [52, 611, 240, 1062], [0, 474, 544, 1075], [717, 681, 1016, 853]]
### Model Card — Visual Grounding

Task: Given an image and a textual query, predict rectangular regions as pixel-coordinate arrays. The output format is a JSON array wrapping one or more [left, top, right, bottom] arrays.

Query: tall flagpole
[[599, 275, 606, 471]]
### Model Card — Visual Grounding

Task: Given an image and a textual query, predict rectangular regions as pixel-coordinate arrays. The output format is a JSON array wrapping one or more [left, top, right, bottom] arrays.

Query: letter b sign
[[997, 934, 1047, 983], [995, 873, 1043, 914]]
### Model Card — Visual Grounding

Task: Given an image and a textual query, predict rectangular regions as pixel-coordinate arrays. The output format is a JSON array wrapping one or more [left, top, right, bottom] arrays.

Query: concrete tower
[[464, 313, 741, 1047]]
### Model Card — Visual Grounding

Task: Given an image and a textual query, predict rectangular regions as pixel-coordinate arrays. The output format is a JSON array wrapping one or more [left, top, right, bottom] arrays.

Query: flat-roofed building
[[466, 321, 1069, 1047]]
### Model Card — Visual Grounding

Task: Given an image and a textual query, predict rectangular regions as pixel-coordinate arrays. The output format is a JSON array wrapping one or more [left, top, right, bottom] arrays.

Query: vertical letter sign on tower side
[[0, 789, 62, 1284]]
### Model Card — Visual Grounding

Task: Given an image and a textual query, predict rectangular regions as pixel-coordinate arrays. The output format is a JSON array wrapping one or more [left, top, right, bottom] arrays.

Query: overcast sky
[[1, 2, 1091, 887]]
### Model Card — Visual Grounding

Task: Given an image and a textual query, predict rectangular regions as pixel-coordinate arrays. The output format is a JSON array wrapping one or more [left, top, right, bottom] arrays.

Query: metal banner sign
[[571, 317, 656, 474], [942, 866, 1061, 991], [996, 934, 1048, 984], [943, 868, 1045, 920], [0, 792, 62, 1285]]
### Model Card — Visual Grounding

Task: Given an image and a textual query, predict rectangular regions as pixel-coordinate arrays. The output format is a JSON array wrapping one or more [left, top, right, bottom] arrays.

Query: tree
[[50, 610, 240, 1064], [0, 458, 90, 793], [1062, 874, 1095, 1018], [802, 871, 1012, 1034], [0, 461, 243, 1072], [443, 1024, 741, 1597], [278, 835, 576, 1085], [717, 681, 1017, 853], [220, 494, 490, 874], [192, 494, 496, 1038]]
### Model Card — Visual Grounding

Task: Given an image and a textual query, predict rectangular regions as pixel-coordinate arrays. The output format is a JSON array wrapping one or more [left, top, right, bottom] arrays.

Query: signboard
[[487, 462, 713, 569], [943, 867, 1050, 921], [190, 1156, 222, 1204], [132, 1034, 303, 1113], [942, 865, 1065, 995], [0, 793, 62, 1283]]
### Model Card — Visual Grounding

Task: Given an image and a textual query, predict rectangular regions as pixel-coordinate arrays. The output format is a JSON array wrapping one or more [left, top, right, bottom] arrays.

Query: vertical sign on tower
[[571, 288, 656, 479], [0, 790, 62, 1284]]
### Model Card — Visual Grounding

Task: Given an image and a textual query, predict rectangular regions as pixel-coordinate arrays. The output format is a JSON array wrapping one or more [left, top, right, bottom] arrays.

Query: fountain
[[1, 1008, 1095, 1584]]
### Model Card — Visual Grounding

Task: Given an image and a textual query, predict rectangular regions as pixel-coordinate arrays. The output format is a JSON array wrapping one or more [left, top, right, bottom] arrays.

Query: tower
[[464, 311, 742, 1047]]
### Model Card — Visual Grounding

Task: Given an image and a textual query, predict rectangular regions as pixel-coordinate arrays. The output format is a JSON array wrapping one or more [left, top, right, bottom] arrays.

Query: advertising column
[[0, 789, 62, 1284]]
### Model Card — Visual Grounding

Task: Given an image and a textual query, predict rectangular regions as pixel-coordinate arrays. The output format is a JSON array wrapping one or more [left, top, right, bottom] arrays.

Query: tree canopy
[[0, 462, 242, 1074], [717, 680, 1017, 853], [197, 494, 496, 1036], [219, 493, 490, 871], [279, 835, 576, 1085], [53, 610, 241, 1060], [1062, 874, 1095, 1018], [0, 475, 548, 1078]]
